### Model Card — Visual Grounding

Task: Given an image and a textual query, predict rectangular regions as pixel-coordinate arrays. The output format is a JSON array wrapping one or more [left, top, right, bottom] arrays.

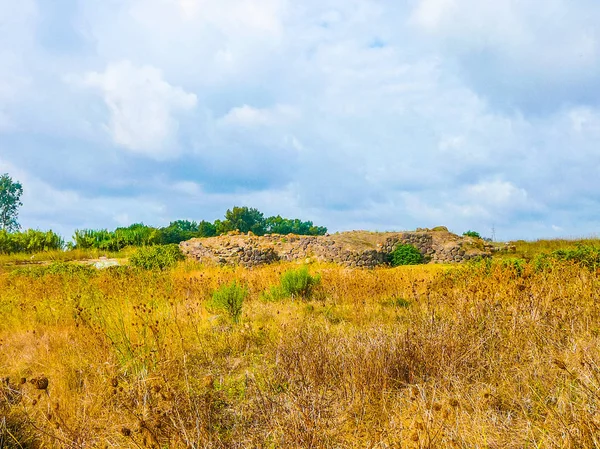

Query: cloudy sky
[[1, 0, 599, 241]]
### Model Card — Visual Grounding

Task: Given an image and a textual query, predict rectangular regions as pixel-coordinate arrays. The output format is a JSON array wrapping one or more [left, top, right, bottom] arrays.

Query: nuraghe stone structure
[[180, 228, 493, 268]]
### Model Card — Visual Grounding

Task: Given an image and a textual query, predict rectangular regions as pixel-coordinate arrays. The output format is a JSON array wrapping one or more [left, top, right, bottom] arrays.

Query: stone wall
[[180, 229, 492, 268]]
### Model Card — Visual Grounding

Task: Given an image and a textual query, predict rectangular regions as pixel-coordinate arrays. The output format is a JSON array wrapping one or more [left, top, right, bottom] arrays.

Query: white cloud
[[410, 0, 600, 110], [0, 0, 38, 129], [219, 104, 298, 127], [172, 181, 203, 196], [176, 0, 283, 34], [411, 0, 457, 32], [464, 180, 530, 209], [569, 107, 600, 134], [80, 0, 286, 88], [2, 0, 600, 240], [0, 158, 167, 236], [79, 61, 197, 159]]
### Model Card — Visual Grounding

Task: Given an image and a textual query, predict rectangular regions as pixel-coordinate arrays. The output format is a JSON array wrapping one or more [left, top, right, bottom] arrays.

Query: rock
[[180, 229, 492, 267]]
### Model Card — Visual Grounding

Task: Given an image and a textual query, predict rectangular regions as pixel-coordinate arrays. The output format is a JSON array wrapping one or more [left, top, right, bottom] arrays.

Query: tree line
[[0, 173, 327, 254], [72, 207, 327, 251]]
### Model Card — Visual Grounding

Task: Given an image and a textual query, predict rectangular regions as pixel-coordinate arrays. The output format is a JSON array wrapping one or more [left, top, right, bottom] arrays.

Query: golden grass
[[502, 237, 600, 260], [0, 248, 131, 267], [1, 259, 600, 448]]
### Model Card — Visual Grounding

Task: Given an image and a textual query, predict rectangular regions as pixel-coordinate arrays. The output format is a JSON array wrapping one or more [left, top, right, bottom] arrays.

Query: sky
[[1, 0, 599, 241]]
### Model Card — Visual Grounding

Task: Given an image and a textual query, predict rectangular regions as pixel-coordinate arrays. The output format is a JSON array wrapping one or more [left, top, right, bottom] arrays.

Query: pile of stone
[[180, 228, 492, 268]]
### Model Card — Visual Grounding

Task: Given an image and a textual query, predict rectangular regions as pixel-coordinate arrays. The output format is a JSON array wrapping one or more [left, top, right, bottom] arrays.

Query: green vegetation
[[498, 238, 600, 261], [129, 244, 184, 270], [264, 215, 327, 236], [546, 244, 600, 270], [215, 206, 327, 237], [263, 266, 322, 301], [279, 266, 322, 300], [0, 173, 23, 232], [0, 229, 64, 254], [73, 223, 162, 251], [160, 219, 217, 243], [210, 280, 248, 323], [71, 206, 327, 251], [389, 243, 425, 266], [215, 206, 267, 235], [462, 230, 481, 238]]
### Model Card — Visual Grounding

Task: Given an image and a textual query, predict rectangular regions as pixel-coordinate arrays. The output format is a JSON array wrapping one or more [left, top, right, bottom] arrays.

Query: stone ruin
[[179, 227, 494, 268]]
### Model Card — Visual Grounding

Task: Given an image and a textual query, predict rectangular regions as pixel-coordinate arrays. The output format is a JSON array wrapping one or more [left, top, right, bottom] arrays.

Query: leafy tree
[[220, 206, 266, 235], [159, 220, 199, 244], [463, 230, 482, 239], [263, 215, 328, 236], [197, 220, 217, 237], [0, 173, 23, 232]]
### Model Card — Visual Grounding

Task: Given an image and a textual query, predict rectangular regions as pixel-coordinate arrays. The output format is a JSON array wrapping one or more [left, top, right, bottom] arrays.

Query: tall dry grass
[[1, 260, 599, 448]]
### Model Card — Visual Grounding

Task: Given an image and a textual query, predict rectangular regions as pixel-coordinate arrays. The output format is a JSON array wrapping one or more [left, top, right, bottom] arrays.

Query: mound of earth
[[180, 228, 492, 268]]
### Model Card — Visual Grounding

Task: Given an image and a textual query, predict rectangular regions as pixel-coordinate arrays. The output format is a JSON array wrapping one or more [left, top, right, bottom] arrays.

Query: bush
[[501, 258, 527, 277], [0, 229, 64, 254], [463, 230, 482, 239], [278, 266, 321, 300], [389, 244, 424, 266], [210, 280, 248, 323], [551, 244, 600, 270], [129, 245, 184, 270], [73, 224, 162, 251]]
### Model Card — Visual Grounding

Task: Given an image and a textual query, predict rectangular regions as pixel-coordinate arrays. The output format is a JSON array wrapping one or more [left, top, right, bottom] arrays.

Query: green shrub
[[0, 229, 64, 254], [501, 258, 527, 276], [129, 244, 184, 270], [263, 266, 322, 301], [463, 230, 482, 239], [533, 253, 553, 272], [278, 266, 321, 300], [210, 280, 248, 323], [73, 224, 163, 251], [389, 244, 424, 266], [551, 244, 600, 270]]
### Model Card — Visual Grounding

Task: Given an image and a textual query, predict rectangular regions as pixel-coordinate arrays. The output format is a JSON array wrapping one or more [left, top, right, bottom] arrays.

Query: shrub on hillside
[[210, 280, 248, 323], [389, 244, 424, 266], [463, 230, 482, 239], [129, 244, 184, 270]]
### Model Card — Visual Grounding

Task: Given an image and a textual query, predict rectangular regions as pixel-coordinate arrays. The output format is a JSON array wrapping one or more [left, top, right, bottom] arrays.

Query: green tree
[[220, 206, 266, 235], [264, 215, 328, 236], [0, 173, 23, 232], [159, 220, 199, 244], [197, 220, 217, 237], [463, 230, 482, 239]]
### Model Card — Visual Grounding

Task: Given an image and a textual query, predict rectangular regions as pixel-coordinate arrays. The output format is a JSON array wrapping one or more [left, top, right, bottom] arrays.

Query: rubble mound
[[180, 228, 492, 268]]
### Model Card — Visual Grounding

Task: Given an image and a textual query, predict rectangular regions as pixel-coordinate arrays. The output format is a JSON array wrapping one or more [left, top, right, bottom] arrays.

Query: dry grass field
[[1, 252, 600, 448]]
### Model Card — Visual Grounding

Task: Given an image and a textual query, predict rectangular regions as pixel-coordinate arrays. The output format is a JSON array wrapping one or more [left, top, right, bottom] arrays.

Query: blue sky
[[1, 0, 599, 241]]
